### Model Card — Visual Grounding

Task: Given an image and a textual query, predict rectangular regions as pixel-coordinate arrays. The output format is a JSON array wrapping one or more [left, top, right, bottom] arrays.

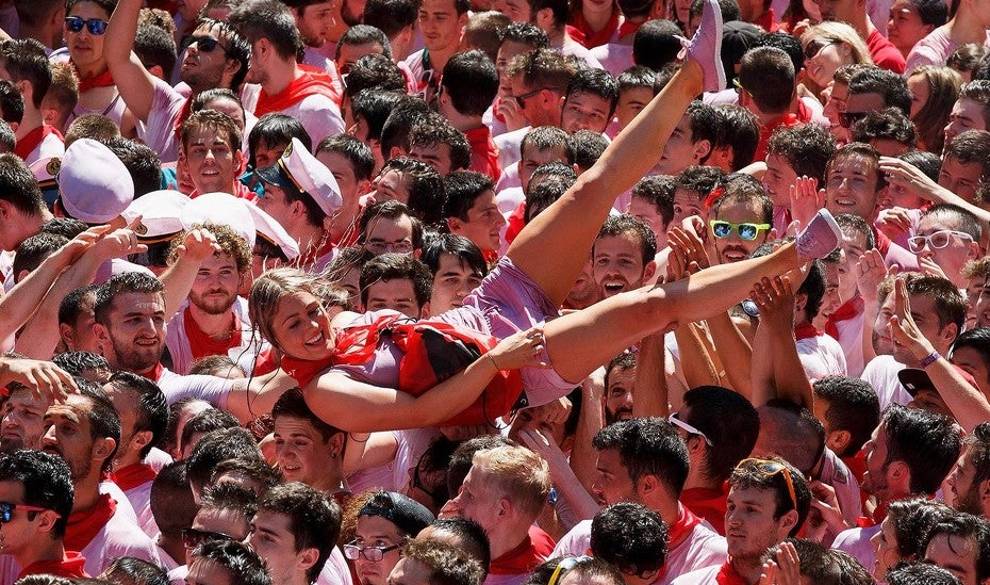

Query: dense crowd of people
[[0, 0, 988, 581]]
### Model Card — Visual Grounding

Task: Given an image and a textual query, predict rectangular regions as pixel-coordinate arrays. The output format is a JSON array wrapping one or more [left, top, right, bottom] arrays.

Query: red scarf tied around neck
[[254, 66, 339, 117], [65, 494, 117, 552], [111, 463, 157, 492], [75, 67, 115, 93]]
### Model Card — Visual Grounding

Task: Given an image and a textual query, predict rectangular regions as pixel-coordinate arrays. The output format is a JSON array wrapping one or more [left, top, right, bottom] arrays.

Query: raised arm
[[888, 278, 990, 432], [856, 249, 890, 367], [880, 157, 990, 225], [159, 229, 222, 321], [16, 225, 146, 359], [751, 276, 814, 409], [302, 327, 547, 432], [632, 332, 669, 418], [0, 227, 109, 342], [105, 0, 162, 121]]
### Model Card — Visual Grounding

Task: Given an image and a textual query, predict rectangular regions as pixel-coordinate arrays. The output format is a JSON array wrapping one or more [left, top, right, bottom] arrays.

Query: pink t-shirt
[[589, 43, 634, 77], [141, 76, 187, 164], [317, 546, 355, 585], [832, 525, 880, 573], [820, 448, 863, 528], [905, 26, 990, 73]]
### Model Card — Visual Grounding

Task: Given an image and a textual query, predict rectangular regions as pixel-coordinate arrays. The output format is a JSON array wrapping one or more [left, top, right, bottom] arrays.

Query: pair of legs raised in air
[[502, 0, 841, 384]]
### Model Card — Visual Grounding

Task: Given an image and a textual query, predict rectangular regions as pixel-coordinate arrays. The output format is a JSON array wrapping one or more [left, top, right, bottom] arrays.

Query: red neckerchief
[[255, 68, 339, 117], [616, 18, 644, 41], [569, 7, 620, 48], [483, 248, 500, 267], [857, 501, 888, 528], [825, 296, 864, 339], [18, 552, 89, 580], [794, 322, 820, 341], [754, 7, 777, 32], [111, 462, 157, 492], [715, 561, 750, 585], [489, 528, 553, 575], [252, 347, 278, 377], [183, 307, 242, 361], [505, 201, 526, 246], [75, 66, 115, 93], [668, 503, 703, 549], [466, 126, 501, 182], [564, 24, 587, 46], [842, 450, 867, 483], [65, 494, 117, 552], [681, 485, 728, 535], [14, 125, 62, 160], [139, 363, 166, 383], [172, 97, 193, 143]]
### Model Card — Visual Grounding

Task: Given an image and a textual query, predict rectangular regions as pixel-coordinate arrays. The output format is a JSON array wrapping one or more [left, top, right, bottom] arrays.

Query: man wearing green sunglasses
[[708, 177, 774, 265]]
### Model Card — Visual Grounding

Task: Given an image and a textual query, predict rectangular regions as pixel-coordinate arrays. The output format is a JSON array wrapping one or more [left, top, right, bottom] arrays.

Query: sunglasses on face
[[803, 39, 838, 59], [0, 501, 53, 523], [184, 35, 226, 54], [668, 412, 713, 446], [710, 220, 771, 241], [64, 16, 108, 35], [738, 458, 798, 511], [907, 229, 975, 253], [182, 527, 236, 550], [513, 87, 546, 109]]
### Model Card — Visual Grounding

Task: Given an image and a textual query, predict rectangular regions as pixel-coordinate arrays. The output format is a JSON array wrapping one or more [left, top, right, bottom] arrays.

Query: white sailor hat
[[179, 192, 256, 248], [244, 203, 301, 261], [256, 138, 342, 217], [121, 190, 191, 243], [58, 138, 134, 224]]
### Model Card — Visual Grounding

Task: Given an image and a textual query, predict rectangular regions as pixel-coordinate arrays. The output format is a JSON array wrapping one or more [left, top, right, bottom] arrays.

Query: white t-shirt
[[796, 333, 848, 381], [241, 84, 345, 148], [832, 308, 866, 377], [494, 127, 531, 172], [79, 501, 163, 576], [861, 354, 910, 411], [156, 368, 234, 407], [164, 297, 264, 375], [554, 515, 727, 585], [905, 27, 990, 73], [495, 161, 522, 194], [560, 37, 605, 70]]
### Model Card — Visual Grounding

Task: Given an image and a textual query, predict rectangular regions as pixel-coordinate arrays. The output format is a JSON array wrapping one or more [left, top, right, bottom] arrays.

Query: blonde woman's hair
[[471, 445, 551, 519], [249, 268, 329, 351], [801, 21, 874, 67], [909, 66, 963, 154]]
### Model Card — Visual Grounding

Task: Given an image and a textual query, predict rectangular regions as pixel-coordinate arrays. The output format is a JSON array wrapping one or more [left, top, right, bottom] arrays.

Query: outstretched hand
[[0, 357, 78, 404], [666, 226, 711, 281], [788, 176, 825, 230], [172, 227, 222, 263], [488, 326, 548, 370], [855, 249, 892, 303], [751, 276, 795, 333], [888, 277, 936, 362]]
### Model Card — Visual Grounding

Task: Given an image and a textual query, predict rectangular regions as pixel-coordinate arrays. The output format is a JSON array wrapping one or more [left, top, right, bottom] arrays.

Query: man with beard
[[947, 422, 990, 519], [41, 382, 161, 576], [104, 372, 169, 538], [91, 271, 297, 422], [592, 215, 656, 299], [164, 224, 257, 375], [230, 0, 344, 147], [604, 352, 635, 424], [832, 405, 962, 571], [553, 418, 727, 584], [708, 177, 774, 266], [105, 0, 250, 163], [671, 458, 811, 585]]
